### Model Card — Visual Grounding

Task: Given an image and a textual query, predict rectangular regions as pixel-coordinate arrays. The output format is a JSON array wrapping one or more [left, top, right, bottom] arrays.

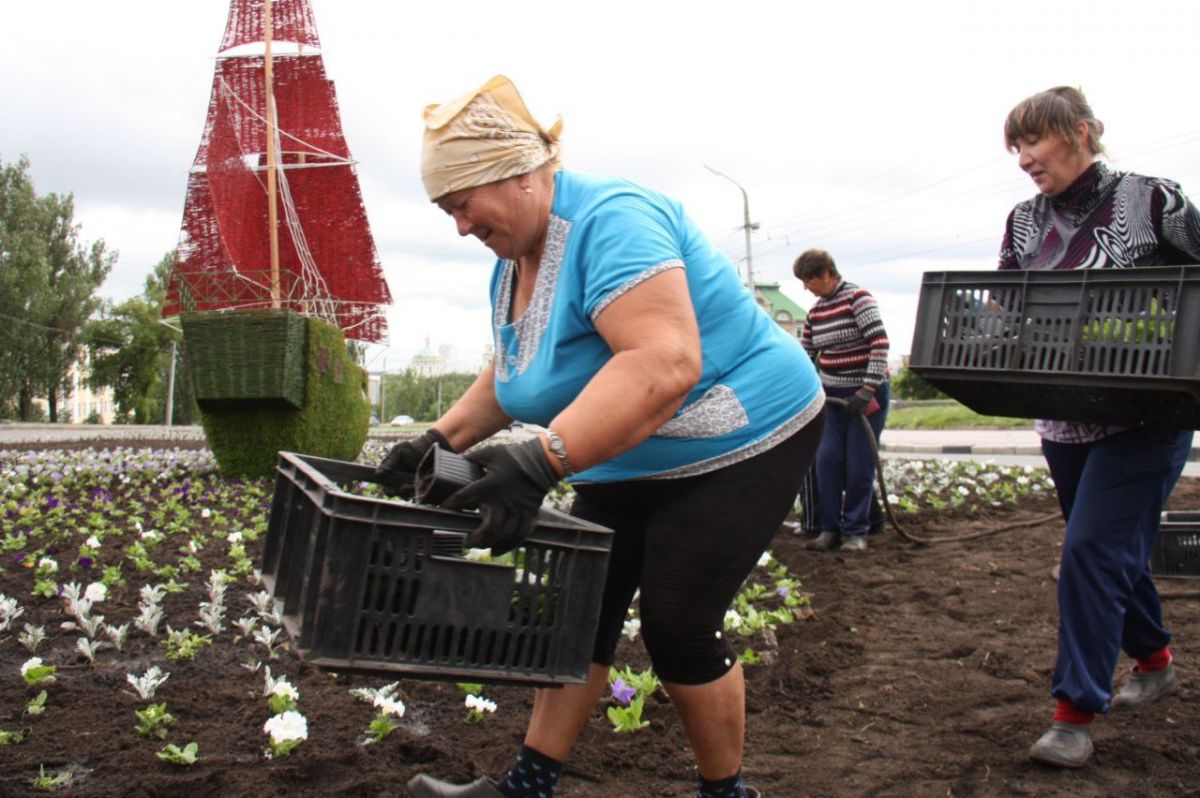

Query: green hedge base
[[196, 315, 370, 478]]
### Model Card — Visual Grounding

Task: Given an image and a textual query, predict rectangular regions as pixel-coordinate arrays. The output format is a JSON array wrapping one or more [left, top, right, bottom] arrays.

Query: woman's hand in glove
[[844, 387, 875, 417], [374, 429, 450, 498], [442, 437, 561, 556]]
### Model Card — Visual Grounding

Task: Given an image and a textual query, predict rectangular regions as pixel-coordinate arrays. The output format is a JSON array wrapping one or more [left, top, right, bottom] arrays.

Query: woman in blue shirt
[[380, 75, 825, 798]]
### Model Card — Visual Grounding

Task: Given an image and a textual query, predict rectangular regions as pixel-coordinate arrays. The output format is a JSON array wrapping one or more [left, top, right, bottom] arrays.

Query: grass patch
[[886, 402, 1032, 430]]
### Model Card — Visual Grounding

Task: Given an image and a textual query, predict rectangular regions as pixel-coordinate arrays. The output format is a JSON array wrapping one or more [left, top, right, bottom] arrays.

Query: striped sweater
[[801, 280, 889, 389]]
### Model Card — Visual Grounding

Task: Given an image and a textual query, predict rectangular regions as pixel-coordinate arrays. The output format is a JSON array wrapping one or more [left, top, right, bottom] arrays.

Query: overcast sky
[[4, 0, 1200, 372]]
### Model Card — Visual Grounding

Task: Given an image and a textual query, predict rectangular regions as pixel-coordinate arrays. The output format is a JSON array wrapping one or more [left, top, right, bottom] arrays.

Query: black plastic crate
[[909, 266, 1200, 426], [261, 451, 613, 686], [1153, 511, 1200, 578]]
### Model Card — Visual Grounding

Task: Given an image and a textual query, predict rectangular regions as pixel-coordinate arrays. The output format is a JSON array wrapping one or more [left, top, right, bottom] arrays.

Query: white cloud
[[4, 0, 1200, 373]]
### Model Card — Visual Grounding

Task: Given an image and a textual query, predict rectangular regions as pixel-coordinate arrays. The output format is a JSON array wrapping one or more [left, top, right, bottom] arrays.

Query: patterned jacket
[[999, 161, 1200, 442], [800, 280, 889, 390], [1000, 162, 1200, 271]]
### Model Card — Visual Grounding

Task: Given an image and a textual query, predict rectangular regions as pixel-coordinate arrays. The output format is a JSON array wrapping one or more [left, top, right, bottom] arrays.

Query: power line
[[716, 127, 1200, 273], [0, 310, 153, 349]]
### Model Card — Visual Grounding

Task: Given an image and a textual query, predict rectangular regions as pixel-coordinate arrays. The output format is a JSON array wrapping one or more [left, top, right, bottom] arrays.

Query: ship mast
[[263, 0, 281, 307]]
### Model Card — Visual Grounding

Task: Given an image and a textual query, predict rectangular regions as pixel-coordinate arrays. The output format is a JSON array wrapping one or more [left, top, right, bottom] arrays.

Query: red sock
[[1053, 698, 1094, 725], [1136, 647, 1172, 673]]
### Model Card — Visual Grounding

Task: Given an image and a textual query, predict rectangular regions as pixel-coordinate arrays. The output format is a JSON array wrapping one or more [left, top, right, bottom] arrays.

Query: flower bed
[[1, 442, 1194, 796]]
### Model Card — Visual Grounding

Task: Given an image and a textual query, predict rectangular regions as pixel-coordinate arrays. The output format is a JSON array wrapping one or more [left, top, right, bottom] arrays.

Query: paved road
[[2, 422, 1198, 476], [0, 423, 414, 445]]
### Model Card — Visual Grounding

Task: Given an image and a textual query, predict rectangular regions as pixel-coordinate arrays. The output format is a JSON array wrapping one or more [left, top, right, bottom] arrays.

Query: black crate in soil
[[262, 451, 613, 686], [909, 266, 1200, 427], [1153, 511, 1200, 578]]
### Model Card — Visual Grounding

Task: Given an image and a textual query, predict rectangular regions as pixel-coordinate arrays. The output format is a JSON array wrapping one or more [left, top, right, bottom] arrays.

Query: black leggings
[[571, 413, 824, 685]]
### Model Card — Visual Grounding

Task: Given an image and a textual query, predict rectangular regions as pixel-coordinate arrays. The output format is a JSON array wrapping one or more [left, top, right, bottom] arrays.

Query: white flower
[[724, 609, 742, 628], [85, 536, 101, 549], [37, 558, 57, 573], [126, 666, 170, 700], [464, 695, 496, 713], [227, 532, 243, 544], [264, 710, 308, 743], [373, 694, 406, 717], [621, 617, 641, 641], [84, 582, 107, 603], [271, 679, 300, 701], [141, 529, 157, 540], [201, 508, 211, 519], [21, 656, 43, 677], [757, 551, 773, 568]]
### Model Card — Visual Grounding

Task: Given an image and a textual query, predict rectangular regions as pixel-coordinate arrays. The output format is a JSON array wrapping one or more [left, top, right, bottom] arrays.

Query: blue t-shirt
[[491, 170, 823, 482]]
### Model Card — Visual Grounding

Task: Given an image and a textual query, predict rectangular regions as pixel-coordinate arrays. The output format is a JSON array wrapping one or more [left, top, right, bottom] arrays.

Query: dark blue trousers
[[817, 383, 889, 536], [1042, 426, 1192, 713]]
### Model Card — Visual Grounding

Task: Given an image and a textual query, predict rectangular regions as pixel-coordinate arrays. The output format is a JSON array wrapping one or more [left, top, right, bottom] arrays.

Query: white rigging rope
[[203, 75, 388, 337], [216, 75, 354, 166]]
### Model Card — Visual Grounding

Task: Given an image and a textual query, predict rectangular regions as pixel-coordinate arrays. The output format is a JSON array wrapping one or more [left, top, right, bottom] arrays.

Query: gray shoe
[[406, 774, 504, 798], [1028, 721, 1093, 768], [840, 535, 867, 552], [1112, 663, 1178, 710], [806, 531, 841, 551]]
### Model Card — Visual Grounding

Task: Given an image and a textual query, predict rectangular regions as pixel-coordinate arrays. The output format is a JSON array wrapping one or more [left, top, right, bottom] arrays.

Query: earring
[[524, 187, 533, 194]]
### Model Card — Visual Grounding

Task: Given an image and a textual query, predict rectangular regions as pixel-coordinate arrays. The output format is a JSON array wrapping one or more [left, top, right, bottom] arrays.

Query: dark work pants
[[798, 463, 884, 535], [574, 413, 824, 685], [817, 383, 889, 537], [1042, 426, 1193, 713]]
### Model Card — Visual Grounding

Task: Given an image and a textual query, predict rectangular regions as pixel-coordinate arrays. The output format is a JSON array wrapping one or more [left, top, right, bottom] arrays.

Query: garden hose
[[834, 398, 1198, 600], [823, 395, 1060, 545]]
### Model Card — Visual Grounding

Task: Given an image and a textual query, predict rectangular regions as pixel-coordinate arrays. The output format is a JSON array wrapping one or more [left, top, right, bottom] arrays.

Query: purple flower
[[13, 551, 27, 566], [776, 585, 790, 599], [46, 498, 61, 510], [77, 556, 94, 569], [609, 678, 636, 706]]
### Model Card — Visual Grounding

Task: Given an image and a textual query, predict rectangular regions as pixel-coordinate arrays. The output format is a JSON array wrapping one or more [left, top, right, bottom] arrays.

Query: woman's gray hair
[[1004, 86, 1105, 156], [793, 248, 839, 281]]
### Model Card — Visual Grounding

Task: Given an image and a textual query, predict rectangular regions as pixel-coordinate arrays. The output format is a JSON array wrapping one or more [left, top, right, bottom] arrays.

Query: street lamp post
[[704, 165, 759, 291], [379, 355, 387, 421]]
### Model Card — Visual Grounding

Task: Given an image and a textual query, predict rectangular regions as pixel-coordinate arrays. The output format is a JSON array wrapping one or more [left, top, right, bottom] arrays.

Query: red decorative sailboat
[[165, 0, 391, 476]]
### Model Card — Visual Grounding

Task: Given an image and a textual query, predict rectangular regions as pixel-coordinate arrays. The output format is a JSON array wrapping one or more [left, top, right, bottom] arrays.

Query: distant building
[[410, 337, 445, 378], [31, 350, 116, 423], [752, 282, 807, 340]]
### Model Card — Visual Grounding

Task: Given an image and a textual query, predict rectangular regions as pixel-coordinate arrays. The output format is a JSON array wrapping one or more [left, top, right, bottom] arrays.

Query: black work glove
[[374, 429, 450, 498], [442, 437, 560, 556], [844, 388, 875, 417]]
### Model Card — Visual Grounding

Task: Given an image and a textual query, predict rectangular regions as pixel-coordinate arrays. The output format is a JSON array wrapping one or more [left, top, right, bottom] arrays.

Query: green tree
[[380, 371, 478, 422], [890, 364, 949, 400], [85, 251, 196, 424], [0, 156, 113, 420]]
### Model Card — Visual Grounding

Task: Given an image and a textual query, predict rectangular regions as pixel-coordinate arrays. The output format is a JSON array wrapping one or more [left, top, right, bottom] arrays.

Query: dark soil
[[2, 445, 1199, 798]]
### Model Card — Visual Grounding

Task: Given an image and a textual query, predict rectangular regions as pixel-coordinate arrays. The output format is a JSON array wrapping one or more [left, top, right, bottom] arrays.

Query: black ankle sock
[[498, 745, 562, 798], [697, 769, 747, 798]]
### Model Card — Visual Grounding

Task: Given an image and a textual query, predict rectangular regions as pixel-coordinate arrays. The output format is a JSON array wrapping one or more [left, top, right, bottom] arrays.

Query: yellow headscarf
[[421, 75, 562, 201]]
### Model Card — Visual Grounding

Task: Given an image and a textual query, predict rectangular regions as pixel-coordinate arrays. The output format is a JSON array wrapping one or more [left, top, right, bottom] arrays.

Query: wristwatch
[[544, 429, 575, 477]]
